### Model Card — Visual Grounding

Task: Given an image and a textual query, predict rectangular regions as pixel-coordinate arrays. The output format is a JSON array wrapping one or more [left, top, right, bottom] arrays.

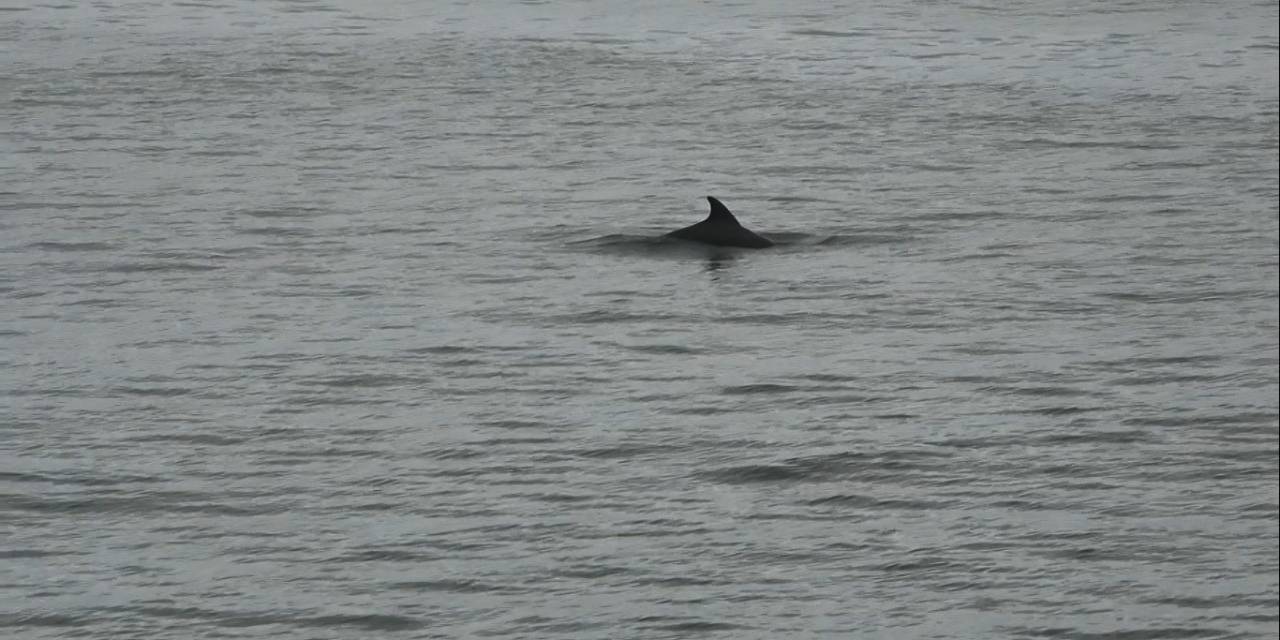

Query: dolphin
[[666, 196, 774, 249]]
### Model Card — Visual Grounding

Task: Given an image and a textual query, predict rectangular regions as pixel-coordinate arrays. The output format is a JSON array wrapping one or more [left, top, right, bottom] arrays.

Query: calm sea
[[2, 1, 1278, 638]]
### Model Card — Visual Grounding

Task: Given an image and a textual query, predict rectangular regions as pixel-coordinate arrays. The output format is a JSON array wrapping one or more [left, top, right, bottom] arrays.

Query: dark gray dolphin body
[[666, 196, 774, 248]]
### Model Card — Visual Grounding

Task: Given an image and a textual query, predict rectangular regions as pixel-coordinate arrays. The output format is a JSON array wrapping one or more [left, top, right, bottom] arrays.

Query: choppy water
[[3, 1, 1278, 638]]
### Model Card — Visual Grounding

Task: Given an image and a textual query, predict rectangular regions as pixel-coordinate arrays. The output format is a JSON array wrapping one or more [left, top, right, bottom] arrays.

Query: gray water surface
[[2, 1, 1278, 638]]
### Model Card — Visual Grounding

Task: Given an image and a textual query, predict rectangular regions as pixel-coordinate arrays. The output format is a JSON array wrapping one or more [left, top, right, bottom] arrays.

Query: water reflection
[[704, 253, 736, 275]]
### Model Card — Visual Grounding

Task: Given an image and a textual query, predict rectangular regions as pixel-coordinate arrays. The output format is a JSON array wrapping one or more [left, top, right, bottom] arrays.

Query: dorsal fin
[[706, 196, 738, 222], [667, 196, 773, 248]]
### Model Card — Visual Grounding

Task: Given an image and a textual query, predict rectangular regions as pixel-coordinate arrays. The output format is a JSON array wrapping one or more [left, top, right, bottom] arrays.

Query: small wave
[[1014, 137, 1182, 150], [236, 226, 315, 237], [813, 232, 916, 246], [0, 612, 88, 628], [0, 549, 81, 559], [4, 494, 285, 517], [123, 433, 248, 446], [637, 619, 749, 633], [298, 373, 429, 388], [789, 28, 877, 38], [241, 206, 325, 218], [387, 579, 518, 594], [702, 463, 810, 484], [547, 309, 683, 324], [576, 435, 683, 456], [720, 383, 800, 395], [807, 494, 946, 510], [618, 343, 705, 355], [1037, 429, 1155, 444], [28, 241, 116, 252], [330, 549, 436, 563], [977, 385, 1099, 398], [480, 419, 557, 430], [1001, 625, 1230, 639], [99, 262, 223, 273], [106, 606, 423, 632]]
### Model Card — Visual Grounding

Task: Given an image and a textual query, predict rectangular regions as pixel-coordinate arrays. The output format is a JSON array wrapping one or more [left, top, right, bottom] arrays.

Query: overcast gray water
[[2, 1, 1278, 638]]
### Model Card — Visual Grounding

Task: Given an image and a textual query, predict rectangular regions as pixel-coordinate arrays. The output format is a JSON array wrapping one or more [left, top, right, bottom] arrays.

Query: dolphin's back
[[667, 220, 773, 248], [666, 197, 774, 249]]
